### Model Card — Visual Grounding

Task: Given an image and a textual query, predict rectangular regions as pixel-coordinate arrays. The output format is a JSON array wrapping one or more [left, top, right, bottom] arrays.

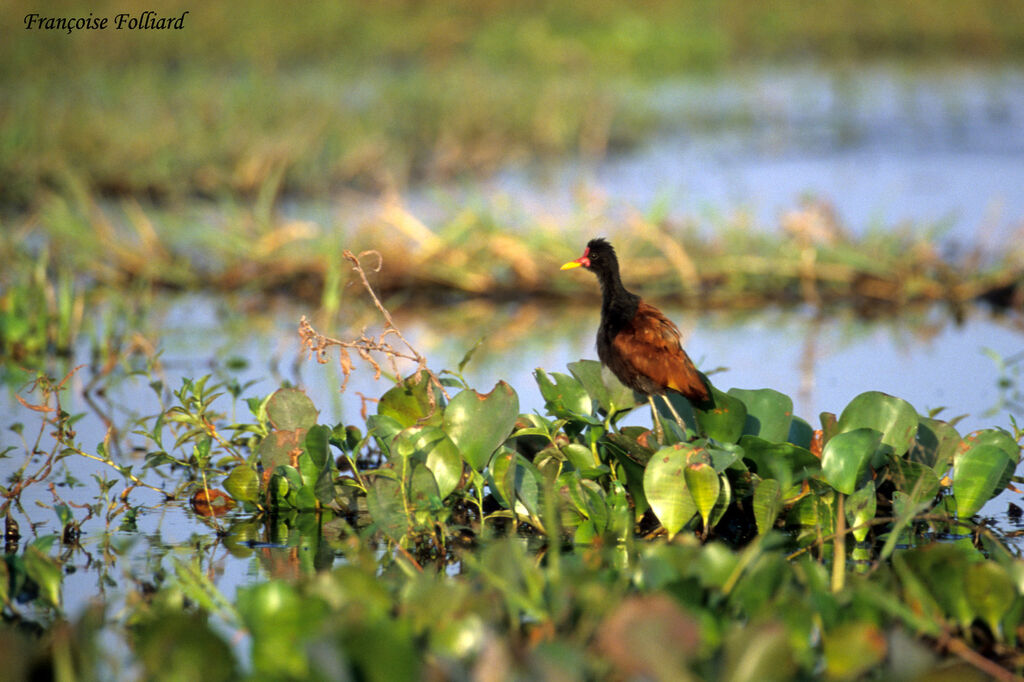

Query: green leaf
[[514, 455, 545, 523], [534, 368, 592, 420], [722, 621, 796, 682], [953, 443, 1011, 518], [753, 478, 783, 535], [643, 446, 697, 538], [23, 546, 61, 608], [487, 448, 517, 509], [314, 462, 335, 505], [836, 391, 918, 458], [561, 443, 597, 472], [443, 382, 519, 471], [377, 371, 443, 428], [223, 465, 260, 504], [406, 427, 464, 500], [787, 415, 814, 449], [696, 386, 747, 443], [964, 428, 1020, 492], [266, 388, 318, 431], [823, 622, 887, 679], [729, 387, 794, 443], [888, 459, 940, 504], [366, 476, 410, 542], [846, 481, 876, 542], [821, 428, 881, 495], [897, 544, 975, 628], [304, 424, 331, 469], [739, 436, 820, 492], [257, 429, 304, 473], [567, 359, 637, 415], [684, 462, 720, 531], [911, 417, 961, 474], [565, 476, 610, 531], [965, 561, 1017, 637], [408, 462, 443, 517], [133, 611, 239, 682]]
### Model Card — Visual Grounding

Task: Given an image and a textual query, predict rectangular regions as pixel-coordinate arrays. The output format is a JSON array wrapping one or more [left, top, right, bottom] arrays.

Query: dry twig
[[299, 249, 449, 405]]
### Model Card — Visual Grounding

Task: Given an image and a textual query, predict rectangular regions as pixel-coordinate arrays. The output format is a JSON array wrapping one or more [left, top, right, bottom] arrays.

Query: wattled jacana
[[561, 238, 713, 438]]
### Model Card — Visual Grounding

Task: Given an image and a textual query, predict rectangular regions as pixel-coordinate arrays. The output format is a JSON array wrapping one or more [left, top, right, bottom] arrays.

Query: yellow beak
[[560, 261, 583, 270]]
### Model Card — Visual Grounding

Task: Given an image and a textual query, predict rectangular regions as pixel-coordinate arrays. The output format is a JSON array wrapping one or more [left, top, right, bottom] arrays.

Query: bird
[[561, 237, 713, 440]]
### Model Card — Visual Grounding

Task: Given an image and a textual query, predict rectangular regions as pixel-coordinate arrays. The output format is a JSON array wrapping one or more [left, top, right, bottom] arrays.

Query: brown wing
[[611, 301, 710, 403]]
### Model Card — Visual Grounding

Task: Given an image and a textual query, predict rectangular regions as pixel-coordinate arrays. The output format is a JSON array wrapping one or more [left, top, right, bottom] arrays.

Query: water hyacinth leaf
[[821, 428, 881, 495], [787, 415, 814, 449], [695, 386, 747, 443], [422, 431, 462, 500], [965, 561, 1016, 637], [684, 462, 720, 531], [223, 466, 260, 505], [566, 477, 610, 531], [488, 447, 517, 509], [409, 462, 443, 516], [709, 474, 732, 529], [643, 446, 697, 538], [846, 481, 876, 542], [568, 359, 637, 415], [133, 610, 239, 682], [257, 429, 303, 473], [823, 622, 887, 679], [534, 368, 592, 419], [378, 372, 442, 428], [266, 387, 318, 431], [366, 414, 403, 457], [561, 443, 597, 472], [695, 542, 740, 589], [366, 476, 410, 542], [964, 428, 1020, 492], [753, 478, 783, 535], [953, 443, 1011, 518], [443, 382, 519, 471], [740, 436, 820, 492], [722, 622, 797, 682], [23, 546, 61, 608], [706, 439, 743, 474], [608, 427, 656, 466], [888, 459, 940, 504], [729, 387, 794, 443], [313, 462, 335, 505], [514, 455, 545, 523], [237, 580, 323, 678], [836, 391, 918, 457], [911, 417, 962, 474], [898, 544, 975, 628], [304, 424, 331, 469]]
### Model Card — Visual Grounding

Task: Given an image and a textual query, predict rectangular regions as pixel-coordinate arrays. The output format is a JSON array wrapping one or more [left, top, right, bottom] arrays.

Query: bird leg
[[659, 393, 689, 438], [647, 395, 666, 444]]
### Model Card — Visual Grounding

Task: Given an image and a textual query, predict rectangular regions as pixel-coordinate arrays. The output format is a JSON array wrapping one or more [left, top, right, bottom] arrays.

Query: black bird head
[[560, 237, 619, 277]]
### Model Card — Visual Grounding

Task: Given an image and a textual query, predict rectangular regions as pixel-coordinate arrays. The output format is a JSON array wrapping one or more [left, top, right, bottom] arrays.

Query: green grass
[[3, 0, 1024, 207]]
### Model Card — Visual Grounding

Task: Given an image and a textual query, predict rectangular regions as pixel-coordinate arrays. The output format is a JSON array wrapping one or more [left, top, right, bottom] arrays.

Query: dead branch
[[299, 249, 449, 405]]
